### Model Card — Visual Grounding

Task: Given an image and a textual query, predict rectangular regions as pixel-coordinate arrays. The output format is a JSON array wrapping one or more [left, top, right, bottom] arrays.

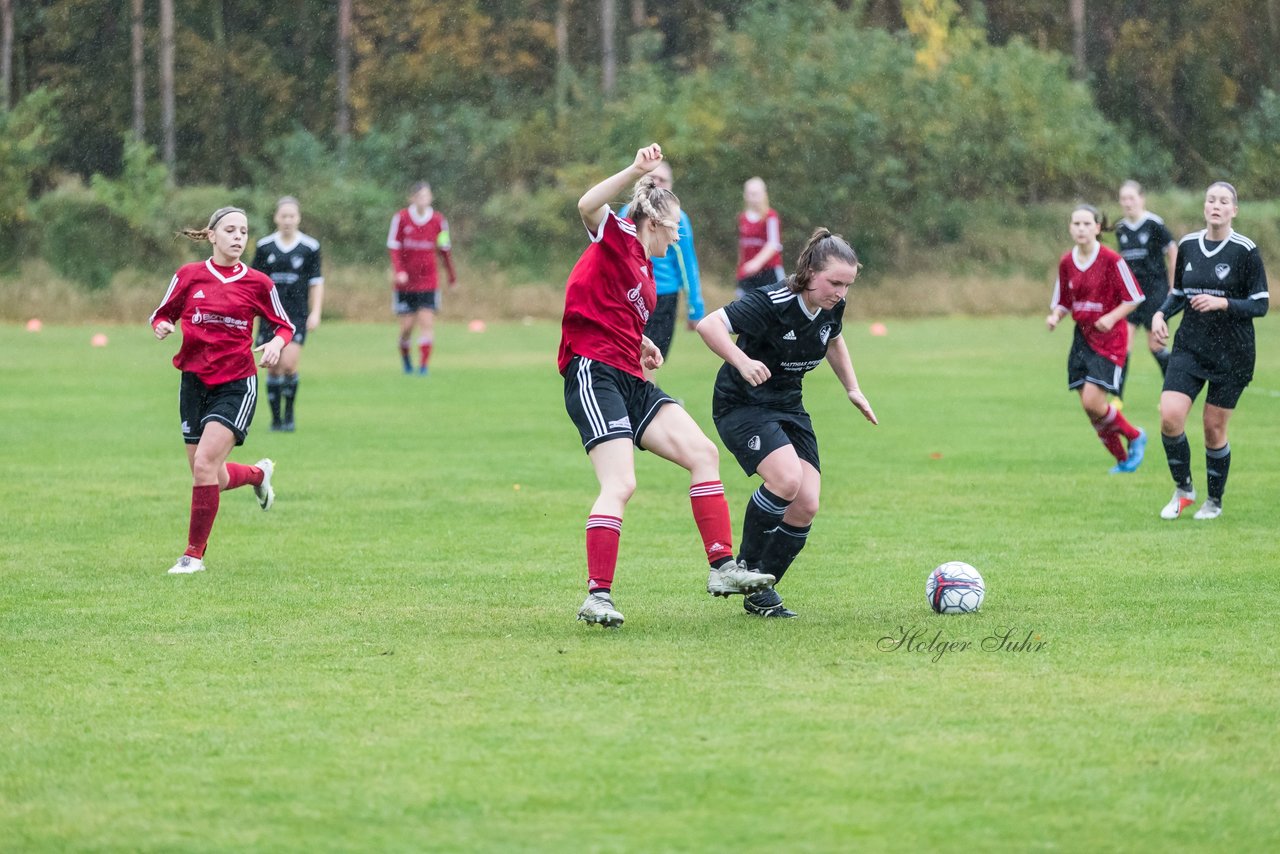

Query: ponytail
[[177, 205, 245, 242], [790, 227, 860, 294]]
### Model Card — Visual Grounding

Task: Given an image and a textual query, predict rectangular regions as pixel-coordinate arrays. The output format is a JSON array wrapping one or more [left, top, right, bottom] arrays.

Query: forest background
[[3, 0, 1280, 319]]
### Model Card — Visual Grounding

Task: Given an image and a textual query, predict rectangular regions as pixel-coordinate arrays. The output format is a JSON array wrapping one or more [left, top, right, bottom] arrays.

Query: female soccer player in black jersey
[[1152, 182, 1269, 520], [697, 228, 878, 617], [1116, 180, 1177, 379]]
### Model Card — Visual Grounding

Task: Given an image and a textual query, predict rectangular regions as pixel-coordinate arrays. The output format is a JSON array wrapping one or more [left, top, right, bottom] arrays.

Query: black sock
[[710, 556, 734, 571], [738, 486, 790, 568], [759, 521, 811, 584], [283, 374, 299, 423], [1153, 348, 1171, 377], [266, 375, 284, 424], [1162, 432, 1193, 491], [1206, 443, 1231, 502]]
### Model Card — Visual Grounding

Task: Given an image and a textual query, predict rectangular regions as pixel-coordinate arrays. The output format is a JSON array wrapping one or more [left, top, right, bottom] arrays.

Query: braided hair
[[789, 228, 860, 294], [628, 175, 680, 234], [177, 206, 246, 242]]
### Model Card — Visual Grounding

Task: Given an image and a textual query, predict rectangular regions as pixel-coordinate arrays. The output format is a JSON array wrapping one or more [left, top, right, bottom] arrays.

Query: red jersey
[[150, 259, 295, 385], [1051, 244, 1144, 366], [387, 206, 456, 292], [737, 208, 783, 279], [557, 209, 657, 379]]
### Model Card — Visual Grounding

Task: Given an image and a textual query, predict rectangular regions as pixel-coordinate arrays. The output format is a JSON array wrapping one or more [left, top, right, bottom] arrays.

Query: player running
[[736, 177, 784, 296], [697, 228, 878, 618], [1152, 182, 1269, 520], [387, 181, 457, 375], [1046, 204, 1148, 473], [252, 196, 323, 431], [619, 159, 704, 375], [1115, 180, 1178, 383], [150, 206, 295, 574], [561, 144, 775, 629]]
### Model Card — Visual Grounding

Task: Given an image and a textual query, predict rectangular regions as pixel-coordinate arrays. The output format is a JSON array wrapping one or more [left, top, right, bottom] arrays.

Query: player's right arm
[[696, 305, 770, 387], [1046, 265, 1069, 331], [578, 144, 664, 234], [1152, 241, 1190, 345], [149, 271, 185, 340], [387, 212, 408, 286]]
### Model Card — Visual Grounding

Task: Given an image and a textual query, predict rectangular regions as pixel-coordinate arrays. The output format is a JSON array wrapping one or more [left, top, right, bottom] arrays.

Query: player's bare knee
[[602, 476, 637, 505], [767, 468, 803, 502]]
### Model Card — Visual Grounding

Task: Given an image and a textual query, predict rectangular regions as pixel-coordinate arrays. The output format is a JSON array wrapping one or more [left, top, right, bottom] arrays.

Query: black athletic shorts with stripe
[[179, 372, 257, 446], [1067, 327, 1126, 395], [714, 404, 820, 476], [563, 355, 676, 452], [1163, 348, 1249, 409]]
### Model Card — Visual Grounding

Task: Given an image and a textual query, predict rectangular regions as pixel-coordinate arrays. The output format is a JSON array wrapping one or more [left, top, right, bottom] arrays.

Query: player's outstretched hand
[[849, 389, 878, 425], [254, 336, 284, 368], [633, 144, 664, 175], [737, 359, 771, 387], [640, 335, 664, 371], [153, 320, 175, 340]]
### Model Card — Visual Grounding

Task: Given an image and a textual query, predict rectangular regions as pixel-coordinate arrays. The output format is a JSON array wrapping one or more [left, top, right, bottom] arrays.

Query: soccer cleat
[[281, 421, 296, 433], [743, 587, 798, 618], [1193, 498, 1223, 520], [167, 555, 205, 574], [707, 560, 776, 597], [401, 355, 413, 374], [576, 592, 624, 628], [1160, 488, 1196, 520], [253, 458, 275, 510], [417, 365, 430, 376], [1109, 429, 1148, 474]]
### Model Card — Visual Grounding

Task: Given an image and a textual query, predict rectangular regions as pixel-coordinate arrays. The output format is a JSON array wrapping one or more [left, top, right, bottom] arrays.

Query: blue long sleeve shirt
[[619, 205, 704, 320]]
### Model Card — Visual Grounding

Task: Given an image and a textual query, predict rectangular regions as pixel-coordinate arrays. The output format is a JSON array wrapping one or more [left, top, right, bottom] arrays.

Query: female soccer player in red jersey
[[150, 207, 296, 574], [561, 144, 775, 628], [1046, 205, 1148, 473], [735, 177, 784, 296], [387, 182, 457, 375], [698, 228, 878, 618]]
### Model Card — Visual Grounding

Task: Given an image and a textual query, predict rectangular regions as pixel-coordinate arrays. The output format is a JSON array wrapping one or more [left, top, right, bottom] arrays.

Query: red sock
[[224, 462, 263, 491], [689, 481, 735, 565], [419, 338, 433, 368], [1092, 408, 1127, 462], [586, 515, 622, 592], [185, 484, 220, 558], [1108, 406, 1141, 441]]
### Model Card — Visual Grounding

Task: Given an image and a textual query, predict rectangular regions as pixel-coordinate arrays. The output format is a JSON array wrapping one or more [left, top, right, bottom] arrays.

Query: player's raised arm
[[578, 144, 664, 234]]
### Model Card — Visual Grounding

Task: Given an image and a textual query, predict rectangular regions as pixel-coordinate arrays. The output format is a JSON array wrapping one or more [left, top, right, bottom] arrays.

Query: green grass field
[[2, 315, 1278, 852]]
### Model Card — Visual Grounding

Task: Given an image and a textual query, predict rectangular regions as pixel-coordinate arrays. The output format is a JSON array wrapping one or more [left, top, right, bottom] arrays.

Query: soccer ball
[[926, 562, 985, 614]]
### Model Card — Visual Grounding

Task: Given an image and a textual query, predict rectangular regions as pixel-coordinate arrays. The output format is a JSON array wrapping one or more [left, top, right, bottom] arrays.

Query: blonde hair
[[744, 176, 770, 211], [177, 206, 246, 242], [276, 195, 300, 212], [628, 175, 680, 233], [1207, 181, 1238, 204]]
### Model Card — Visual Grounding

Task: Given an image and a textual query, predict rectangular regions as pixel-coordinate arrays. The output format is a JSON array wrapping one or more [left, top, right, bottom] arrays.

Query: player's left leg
[[640, 404, 774, 596], [1196, 402, 1236, 519], [1080, 382, 1128, 467], [416, 306, 436, 374], [172, 423, 237, 573], [746, 461, 821, 619], [278, 342, 302, 431], [397, 309, 416, 373]]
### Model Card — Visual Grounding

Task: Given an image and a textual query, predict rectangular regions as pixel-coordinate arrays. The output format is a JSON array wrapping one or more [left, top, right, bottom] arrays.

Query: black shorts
[[179, 372, 257, 446], [644, 293, 679, 359], [735, 267, 785, 297], [714, 404, 820, 476], [563, 356, 676, 452], [1163, 348, 1249, 409], [394, 290, 439, 314], [1127, 283, 1167, 329], [256, 318, 305, 347], [1067, 329, 1125, 394]]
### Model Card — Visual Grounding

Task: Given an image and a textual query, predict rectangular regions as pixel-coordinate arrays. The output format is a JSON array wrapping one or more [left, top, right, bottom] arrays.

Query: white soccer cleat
[[1193, 498, 1222, 520], [1160, 488, 1196, 520], [253, 458, 275, 510], [577, 592, 624, 628], [707, 560, 776, 597], [167, 555, 205, 574]]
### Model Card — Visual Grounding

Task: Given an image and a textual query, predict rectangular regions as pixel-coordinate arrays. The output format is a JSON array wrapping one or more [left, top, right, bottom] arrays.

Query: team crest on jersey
[[1215, 264, 1231, 281], [748, 435, 761, 451], [626, 284, 650, 322], [191, 308, 203, 324], [267, 253, 276, 264], [818, 324, 833, 346], [1119, 234, 1128, 244], [292, 255, 304, 269]]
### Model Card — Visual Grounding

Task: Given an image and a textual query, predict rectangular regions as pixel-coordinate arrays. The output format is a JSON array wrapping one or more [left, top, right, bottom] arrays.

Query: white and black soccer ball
[[926, 561, 985, 614]]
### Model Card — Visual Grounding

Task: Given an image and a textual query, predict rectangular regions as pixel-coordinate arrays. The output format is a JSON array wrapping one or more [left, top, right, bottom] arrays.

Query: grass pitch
[[2, 316, 1278, 852]]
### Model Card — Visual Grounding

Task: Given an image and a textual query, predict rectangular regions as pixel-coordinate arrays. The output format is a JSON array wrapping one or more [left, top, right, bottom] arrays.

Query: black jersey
[[1115, 213, 1175, 289], [251, 232, 323, 322], [713, 284, 844, 415], [1166, 230, 1269, 380]]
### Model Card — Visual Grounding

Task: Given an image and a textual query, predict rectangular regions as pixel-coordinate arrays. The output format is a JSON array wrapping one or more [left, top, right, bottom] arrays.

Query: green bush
[[31, 184, 135, 290], [1235, 88, 1280, 198]]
